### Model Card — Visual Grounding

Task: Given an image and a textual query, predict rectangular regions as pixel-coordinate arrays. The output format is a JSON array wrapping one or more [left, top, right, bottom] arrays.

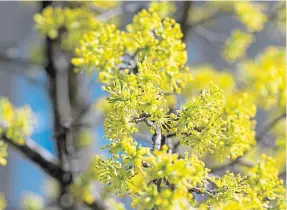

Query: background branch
[[1, 135, 72, 185], [179, 1, 192, 42], [256, 112, 286, 143]]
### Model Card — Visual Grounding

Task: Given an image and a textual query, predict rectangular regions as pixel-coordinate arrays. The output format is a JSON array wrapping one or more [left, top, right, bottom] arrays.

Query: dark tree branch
[[166, 133, 176, 138], [2, 135, 105, 210], [179, 1, 192, 42], [189, 187, 215, 197], [1, 135, 72, 185], [279, 171, 286, 180], [256, 112, 286, 143], [2, 130, 105, 210], [41, 2, 76, 209]]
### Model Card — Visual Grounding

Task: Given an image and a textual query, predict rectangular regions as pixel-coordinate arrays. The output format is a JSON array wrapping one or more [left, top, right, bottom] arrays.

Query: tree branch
[[179, 1, 192, 42], [97, 3, 141, 22], [0, 52, 45, 87], [144, 119, 162, 151], [2, 134, 105, 210], [1, 134, 72, 185], [188, 187, 215, 197], [188, 12, 233, 29], [256, 112, 286, 143], [152, 126, 162, 151]]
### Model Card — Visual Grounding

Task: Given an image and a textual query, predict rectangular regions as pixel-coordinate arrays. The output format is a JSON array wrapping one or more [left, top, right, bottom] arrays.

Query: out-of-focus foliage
[[21, 193, 44, 210], [0, 141, 7, 166], [34, 6, 101, 50], [0, 98, 36, 209], [222, 30, 253, 62], [149, 1, 175, 18], [217, 92, 256, 160], [234, 2, 267, 32], [0, 98, 35, 145], [0, 98, 35, 166], [182, 66, 235, 97], [189, 1, 269, 63], [0, 194, 5, 210], [238, 46, 286, 111], [34, 1, 120, 50]]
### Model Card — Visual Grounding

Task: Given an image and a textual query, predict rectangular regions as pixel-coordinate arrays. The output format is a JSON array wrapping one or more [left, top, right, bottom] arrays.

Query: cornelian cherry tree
[[0, 1, 285, 210]]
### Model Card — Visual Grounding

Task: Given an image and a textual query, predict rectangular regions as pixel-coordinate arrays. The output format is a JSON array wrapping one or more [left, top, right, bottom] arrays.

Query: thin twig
[[189, 187, 215, 197], [152, 125, 162, 151], [84, 201, 106, 210], [97, 3, 141, 22], [256, 113, 286, 143], [0, 52, 40, 67], [188, 10, 233, 28], [1, 134, 72, 185]]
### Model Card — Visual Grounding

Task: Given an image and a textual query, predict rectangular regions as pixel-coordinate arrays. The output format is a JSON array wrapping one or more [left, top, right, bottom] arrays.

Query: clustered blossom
[[222, 30, 254, 62], [239, 46, 286, 110], [0, 98, 35, 166]]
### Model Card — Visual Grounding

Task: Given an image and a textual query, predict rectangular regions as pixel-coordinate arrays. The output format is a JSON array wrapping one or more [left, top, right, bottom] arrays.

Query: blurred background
[[0, 1, 285, 209]]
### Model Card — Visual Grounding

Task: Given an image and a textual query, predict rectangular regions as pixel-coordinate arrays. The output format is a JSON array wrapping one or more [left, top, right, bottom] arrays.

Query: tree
[[0, 1, 286, 210]]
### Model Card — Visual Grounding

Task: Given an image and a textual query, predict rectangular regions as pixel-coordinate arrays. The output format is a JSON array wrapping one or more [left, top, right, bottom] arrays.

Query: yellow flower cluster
[[103, 61, 169, 140], [126, 10, 189, 92], [207, 171, 248, 203], [234, 2, 267, 32], [177, 84, 256, 160], [131, 184, 194, 210], [248, 155, 285, 204], [182, 66, 235, 98], [72, 25, 124, 74], [34, 6, 101, 50], [0, 98, 35, 144], [0, 194, 5, 210], [222, 29, 254, 62], [175, 84, 226, 155], [239, 46, 286, 110], [146, 145, 209, 189], [90, 1, 119, 9], [72, 7, 191, 92], [131, 145, 209, 210], [216, 92, 256, 160], [148, 1, 175, 18], [201, 155, 286, 209], [0, 98, 35, 165]]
